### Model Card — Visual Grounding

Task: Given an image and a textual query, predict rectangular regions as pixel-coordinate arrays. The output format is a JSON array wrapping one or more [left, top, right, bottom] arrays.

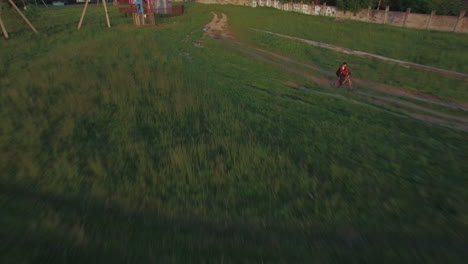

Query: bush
[[430, 0, 466, 15], [337, 0, 373, 11]]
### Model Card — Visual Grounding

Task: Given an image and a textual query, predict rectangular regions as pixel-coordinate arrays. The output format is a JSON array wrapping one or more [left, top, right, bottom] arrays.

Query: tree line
[[279, 0, 467, 15]]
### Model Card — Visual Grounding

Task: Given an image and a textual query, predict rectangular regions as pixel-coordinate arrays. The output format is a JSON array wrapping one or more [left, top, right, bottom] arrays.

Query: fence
[[193, 0, 468, 33], [335, 6, 467, 33]]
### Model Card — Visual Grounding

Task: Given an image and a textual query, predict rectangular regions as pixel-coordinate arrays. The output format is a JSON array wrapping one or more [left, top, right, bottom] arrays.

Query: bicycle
[[336, 74, 353, 91]]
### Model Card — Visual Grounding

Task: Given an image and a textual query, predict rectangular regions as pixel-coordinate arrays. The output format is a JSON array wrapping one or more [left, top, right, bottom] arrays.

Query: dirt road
[[251, 28, 468, 81], [204, 12, 234, 40], [201, 13, 468, 132]]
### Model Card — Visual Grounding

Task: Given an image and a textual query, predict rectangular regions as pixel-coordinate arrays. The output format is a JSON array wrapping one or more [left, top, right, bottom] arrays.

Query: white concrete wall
[[194, 0, 467, 33]]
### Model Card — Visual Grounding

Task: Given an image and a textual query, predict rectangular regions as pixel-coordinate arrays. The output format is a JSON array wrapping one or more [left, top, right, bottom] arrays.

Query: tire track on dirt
[[202, 12, 468, 132], [250, 28, 468, 81], [245, 42, 468, 111], [354, 91, 468, 123], [248, 83, 468, 132], [239, 45, 468, 131]]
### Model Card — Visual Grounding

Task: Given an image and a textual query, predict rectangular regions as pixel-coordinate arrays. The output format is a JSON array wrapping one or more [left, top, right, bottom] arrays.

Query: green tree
[[430, 0, 466, 15], [336, 0, 373, 11], [311, 0, 467, 15], [389, 0, 432, 13]]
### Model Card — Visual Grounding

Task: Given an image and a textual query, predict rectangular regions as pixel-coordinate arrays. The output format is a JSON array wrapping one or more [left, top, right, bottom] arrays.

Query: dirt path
[[234, 42, 468, 131], [204, 12, 234, 40], [202, 13, 468, 132], [246, 45, 468, 110], [241, 44, 468, 111], [250, 28, 468, 82]]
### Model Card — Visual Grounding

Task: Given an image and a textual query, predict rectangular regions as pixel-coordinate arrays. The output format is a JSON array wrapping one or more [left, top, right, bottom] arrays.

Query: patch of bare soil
[[204, 12, 234, 40], [204, 12, 468, 132]]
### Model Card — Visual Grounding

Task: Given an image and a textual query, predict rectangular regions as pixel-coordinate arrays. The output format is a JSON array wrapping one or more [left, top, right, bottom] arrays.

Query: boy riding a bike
[[336, 62, 352, 88]]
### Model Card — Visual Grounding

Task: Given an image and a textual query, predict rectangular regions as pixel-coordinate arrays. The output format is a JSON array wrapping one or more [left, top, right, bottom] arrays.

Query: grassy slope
[[1, 4, 467, 263], [225, 5, 468, 74], [216, 5, 468, 101]]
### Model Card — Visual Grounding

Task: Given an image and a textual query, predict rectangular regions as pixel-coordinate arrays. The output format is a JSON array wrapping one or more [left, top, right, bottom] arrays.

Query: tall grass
[[1, 4, 467, 263]]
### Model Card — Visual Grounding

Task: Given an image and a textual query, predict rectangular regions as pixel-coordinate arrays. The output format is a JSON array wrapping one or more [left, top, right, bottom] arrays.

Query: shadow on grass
[[1, 182, 466, 263]]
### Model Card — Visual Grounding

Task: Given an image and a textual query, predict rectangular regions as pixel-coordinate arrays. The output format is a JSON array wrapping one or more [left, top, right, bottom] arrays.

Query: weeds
[[1, 4, 467, 263]]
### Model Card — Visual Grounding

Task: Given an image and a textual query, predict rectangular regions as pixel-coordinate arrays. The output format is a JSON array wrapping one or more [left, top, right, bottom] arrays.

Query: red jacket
[[340, 65, 351, 76]]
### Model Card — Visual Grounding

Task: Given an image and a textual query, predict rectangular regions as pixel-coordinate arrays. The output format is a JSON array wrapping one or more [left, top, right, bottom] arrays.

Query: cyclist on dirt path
[[336, 62, 352, 88]]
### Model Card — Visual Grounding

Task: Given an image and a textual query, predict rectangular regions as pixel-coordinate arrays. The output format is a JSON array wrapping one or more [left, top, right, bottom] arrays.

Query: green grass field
[[1, 3, 467, 263]]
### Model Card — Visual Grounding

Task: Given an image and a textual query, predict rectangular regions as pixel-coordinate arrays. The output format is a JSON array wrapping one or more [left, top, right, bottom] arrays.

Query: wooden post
[[0, 8, 9, 39], [77, 0, 90, 30], [40, 0, 49, 8], [102, 0, 111, 28], [383, 5, 389, 24], [403, 8, 411, 27], [146, 0, 155, 25], [146, 0, 151, 24], [426, 10, 435, 30], [366, 6, 371, 22], [7, 0, 38, 33], [21, 0, 27, 11], [454, 10, 466, 32]]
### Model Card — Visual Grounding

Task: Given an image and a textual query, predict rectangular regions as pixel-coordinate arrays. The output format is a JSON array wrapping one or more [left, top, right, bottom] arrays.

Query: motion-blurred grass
[[1, 3, 467, 263]]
